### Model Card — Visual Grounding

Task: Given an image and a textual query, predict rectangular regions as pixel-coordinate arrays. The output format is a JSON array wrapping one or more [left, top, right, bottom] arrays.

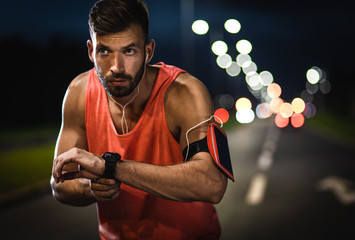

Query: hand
[[53, 147, 105, 183], [90, 178, 121, 201]]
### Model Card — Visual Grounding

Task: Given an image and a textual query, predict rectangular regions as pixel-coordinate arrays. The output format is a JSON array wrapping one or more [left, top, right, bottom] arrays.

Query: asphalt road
[[0, 119, 354, 240]]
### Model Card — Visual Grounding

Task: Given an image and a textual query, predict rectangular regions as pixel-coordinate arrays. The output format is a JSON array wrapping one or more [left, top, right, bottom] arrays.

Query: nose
[[110, 53, 124, 74]]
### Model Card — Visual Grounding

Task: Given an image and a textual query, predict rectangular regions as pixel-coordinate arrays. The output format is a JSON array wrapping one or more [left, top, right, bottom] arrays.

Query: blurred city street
[[0, 119, 354, 239]]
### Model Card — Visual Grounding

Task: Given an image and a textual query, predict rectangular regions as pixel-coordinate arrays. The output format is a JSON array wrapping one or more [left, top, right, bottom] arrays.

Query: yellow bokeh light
[[280, 102, 293, 118], [291, 98, 306, 113], [270, 98, 284, 113], [267, 83, 282, 99], [235, 97, 252, 111]]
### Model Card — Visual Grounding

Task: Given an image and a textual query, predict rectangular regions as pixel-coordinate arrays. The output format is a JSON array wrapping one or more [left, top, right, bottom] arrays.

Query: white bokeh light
[[226, 61, 241, 76], [236, 39, 252, 54], [236, 54, 252, 68], [211, 40, 228, 55], [216, 54, 232, 69], [259, 71, 274, 86], [224, 19, 241, 34], [191, 20, 209, 35], [306, 68, 320, 84], [236, 109, 255, 124], [242, 61, 257, 76]]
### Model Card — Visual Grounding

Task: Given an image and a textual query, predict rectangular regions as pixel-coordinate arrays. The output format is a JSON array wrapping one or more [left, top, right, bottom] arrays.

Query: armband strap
[[182, 137, 209, 161], [182, 122, 235, 182]]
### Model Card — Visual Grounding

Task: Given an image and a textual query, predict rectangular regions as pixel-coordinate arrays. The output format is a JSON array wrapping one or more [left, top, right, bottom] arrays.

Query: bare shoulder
[[165, 72, 213, 116], [62, 71, 90, 127]]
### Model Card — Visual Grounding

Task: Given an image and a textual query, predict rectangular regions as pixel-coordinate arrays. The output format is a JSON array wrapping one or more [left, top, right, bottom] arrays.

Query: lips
[[109, 79, 128, 86]]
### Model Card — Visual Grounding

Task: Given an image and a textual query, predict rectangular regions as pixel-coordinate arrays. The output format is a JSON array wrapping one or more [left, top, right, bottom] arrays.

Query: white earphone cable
[[184, 115, 223, 162]]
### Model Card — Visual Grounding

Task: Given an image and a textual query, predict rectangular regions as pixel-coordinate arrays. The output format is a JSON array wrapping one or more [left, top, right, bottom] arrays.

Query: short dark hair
[[89, 0, 149, 43]]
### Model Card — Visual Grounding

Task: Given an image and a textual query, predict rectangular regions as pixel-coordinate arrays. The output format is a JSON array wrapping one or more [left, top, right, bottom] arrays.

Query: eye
[[125, 48, 136, 55], [97, 47, 110, 56]]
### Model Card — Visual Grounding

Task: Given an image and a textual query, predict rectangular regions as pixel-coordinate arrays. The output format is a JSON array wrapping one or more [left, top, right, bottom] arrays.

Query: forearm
[[115, 154, 227, 203], [50, 176, 96, 206]]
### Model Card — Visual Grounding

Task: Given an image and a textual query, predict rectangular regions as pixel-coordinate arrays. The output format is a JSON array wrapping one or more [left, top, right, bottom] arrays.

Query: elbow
[[205, 175, 228, 204]]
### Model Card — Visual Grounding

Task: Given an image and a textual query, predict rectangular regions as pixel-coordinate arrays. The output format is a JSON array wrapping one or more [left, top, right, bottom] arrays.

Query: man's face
[[88, 24, 148, 98]]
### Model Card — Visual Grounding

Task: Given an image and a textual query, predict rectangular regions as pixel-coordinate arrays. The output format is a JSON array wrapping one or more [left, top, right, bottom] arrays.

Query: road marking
[[245, 173, 268, 205], [257, 127, 280, 171], [245, 126, 280, 205], [317, 175, 355, 205]]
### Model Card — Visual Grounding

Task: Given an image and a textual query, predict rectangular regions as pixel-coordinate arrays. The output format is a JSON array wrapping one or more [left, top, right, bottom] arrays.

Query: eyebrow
[[96, 42, 140, 50]]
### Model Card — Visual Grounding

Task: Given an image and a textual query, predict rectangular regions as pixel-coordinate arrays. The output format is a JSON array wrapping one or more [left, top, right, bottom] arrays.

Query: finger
[[96, 178, 118, 185], [58, 170, 100, 182], [92, 188, 120, 200]]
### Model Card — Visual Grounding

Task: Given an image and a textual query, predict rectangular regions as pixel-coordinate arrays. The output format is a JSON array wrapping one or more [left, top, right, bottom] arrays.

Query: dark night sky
[[1, 0, 354, 127]]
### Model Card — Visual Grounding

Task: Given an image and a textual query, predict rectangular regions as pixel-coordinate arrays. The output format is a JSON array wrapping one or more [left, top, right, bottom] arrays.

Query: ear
[[145, 40, 155, 63], [87, 39, 94, 63]]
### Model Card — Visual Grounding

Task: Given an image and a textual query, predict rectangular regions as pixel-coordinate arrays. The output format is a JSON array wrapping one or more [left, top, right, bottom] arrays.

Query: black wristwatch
[[101, 152, 121, 179]]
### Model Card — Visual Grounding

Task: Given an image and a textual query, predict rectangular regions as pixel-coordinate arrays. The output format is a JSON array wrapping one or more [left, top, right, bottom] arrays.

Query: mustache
[[108, 72, 133, 81]]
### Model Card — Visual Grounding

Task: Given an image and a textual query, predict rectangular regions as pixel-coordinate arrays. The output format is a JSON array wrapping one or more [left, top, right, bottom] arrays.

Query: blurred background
[[0, 0, 354, 239]]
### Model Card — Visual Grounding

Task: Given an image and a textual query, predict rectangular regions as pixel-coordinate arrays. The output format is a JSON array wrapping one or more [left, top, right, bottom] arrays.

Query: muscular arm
[[50, 72, 97, 206], [115, 73, 227, 203]]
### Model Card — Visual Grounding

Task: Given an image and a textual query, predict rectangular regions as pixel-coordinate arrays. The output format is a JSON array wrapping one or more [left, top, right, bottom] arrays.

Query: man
[[51, 0, 229, 239]]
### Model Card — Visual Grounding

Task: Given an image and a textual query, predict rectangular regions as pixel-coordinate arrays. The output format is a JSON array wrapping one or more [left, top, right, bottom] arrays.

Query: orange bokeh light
[[267, 83, 282, 99], [291, 113, 305, 128], [275, 113, 289, 128], [270, 98, 284, 113], [214, 108, 229, 124]]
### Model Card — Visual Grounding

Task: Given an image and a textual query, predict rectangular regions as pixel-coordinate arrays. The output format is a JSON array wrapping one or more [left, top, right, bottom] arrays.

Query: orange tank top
[[85, 62, 221, 240]]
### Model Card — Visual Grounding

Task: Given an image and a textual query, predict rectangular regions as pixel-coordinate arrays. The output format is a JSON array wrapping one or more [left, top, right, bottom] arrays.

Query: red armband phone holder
[[207, 122, 235, 182]]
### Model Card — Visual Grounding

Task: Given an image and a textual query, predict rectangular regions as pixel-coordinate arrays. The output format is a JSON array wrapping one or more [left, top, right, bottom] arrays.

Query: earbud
[[145, 54, 148, 62]]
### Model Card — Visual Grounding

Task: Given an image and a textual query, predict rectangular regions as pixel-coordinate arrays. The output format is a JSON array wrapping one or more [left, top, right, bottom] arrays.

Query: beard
[[96, 58, 146, 98]]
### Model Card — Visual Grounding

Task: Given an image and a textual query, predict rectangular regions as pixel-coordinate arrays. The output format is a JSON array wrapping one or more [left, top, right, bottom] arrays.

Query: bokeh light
[[259, 71, 274, 86], [306, 68, 320, 84], [279, 102, 293, 118], [267, 83, 282, 99], [303, 103, 317, 118], [214, 108, 229, 124], [291, 113, 305, 128], [291, 98, 306, 113], [226, 62, 241, 76], [301, 90, 313, 103], [319, 79, 331, 94], [275, 113, 289, 128], [236, 109, 255, 124], [211, 40, 228, 55], [270, 98, 284, 113], [306, 81, 318, 94], [235, 97, 252, 111], [256, 103, 272, 119], [191, 20, 209, 35], [246, 73, 260, 87], [214, 94, 235, 109], [236, 54, 252, 68], [224, 19, 241, 34], [242, 61, 257, 76], [236, 39, 252, 54], [216, 54, 232, 68]]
